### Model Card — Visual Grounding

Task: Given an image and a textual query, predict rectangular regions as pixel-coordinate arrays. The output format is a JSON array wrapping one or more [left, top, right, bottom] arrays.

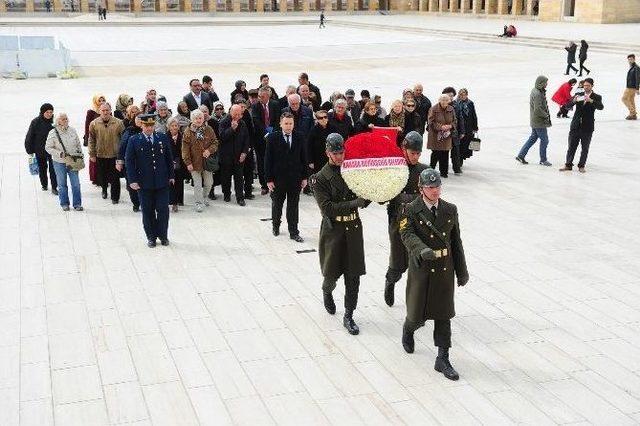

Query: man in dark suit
[[183, 78, 212, 113], [251, 87, 281, 195], [265, 112, 307, 242], [202, 75, 220, 104], [559, 78, 603, 173], [281, 93, 314, 140], [218, 104, 250, 206], [125, 114, 175, 248]]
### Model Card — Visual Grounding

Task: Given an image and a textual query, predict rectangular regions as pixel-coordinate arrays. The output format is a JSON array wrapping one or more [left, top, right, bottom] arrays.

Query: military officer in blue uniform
[[125, 114, 175, 248]]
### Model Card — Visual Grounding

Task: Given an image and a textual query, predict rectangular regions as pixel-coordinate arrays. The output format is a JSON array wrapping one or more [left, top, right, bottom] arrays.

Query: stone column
[[538, 0, 562, 20], [302, 0, 309, 11], [279, 0, 287, 11], [25, 0, 34, 11], [256, 0, 264, 10], [133, 0, 142, 11], [0, 0, 6, 11], [418, 0, 427, 10], [347, 0, 354, 10], [450, 0, 459, 11], [512, 0, 523, 13], [232, 0, 240, 10], [439, 0, 448, 11], [107, 0, 115, 11], [428, 0, 437, 11], [158, 0, 166, 11], [369, 0, 377, 10], [485, 0, 497, 13], [497, 0, 508, 13], [183, 0, 192, 12], [471, 0, 481, 12], [461, 0, 471, 12], [53, 0, 63, 10]]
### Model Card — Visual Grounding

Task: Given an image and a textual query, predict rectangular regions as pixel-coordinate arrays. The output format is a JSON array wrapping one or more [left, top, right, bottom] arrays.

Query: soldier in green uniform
[[384, 131, 428, 307], [399, 168, 469, 380], [311, 133, 369, 335]]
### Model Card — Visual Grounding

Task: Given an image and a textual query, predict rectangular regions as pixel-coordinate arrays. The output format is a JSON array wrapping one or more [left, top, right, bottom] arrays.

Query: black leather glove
[[351, 197, 368, 209], [419, 247, 436, 261], [457, 274, 469, 287]]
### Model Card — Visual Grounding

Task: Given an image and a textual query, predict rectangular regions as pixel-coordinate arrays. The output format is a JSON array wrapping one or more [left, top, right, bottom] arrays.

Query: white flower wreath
[[341, 157, 409, 203]]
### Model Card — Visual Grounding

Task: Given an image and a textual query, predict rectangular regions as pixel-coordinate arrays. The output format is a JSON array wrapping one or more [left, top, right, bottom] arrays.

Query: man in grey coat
[[516, 75, 553, 166]]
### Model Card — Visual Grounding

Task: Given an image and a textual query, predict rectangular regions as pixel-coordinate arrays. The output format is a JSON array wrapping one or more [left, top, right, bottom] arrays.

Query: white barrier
[[0, 35, 72, 78]]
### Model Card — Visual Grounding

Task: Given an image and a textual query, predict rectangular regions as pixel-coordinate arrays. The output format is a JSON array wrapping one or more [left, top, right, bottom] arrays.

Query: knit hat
[[40, 103, 54, 114]]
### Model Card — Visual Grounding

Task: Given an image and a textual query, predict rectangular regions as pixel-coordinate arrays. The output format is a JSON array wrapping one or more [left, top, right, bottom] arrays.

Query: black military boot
[[384, 280, 395, 307], [343, 310, 359, 335], [402, 325, 414, 354], [323, 291, 336, 315], [434, 347, 459, 381]]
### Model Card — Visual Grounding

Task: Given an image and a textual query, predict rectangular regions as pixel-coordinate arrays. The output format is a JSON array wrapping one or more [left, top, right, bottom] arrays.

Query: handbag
[[469, 135, 481, 151], [28, 155, 39, 175], [203, 151, 220, 173], [55, 129, 85, 171]]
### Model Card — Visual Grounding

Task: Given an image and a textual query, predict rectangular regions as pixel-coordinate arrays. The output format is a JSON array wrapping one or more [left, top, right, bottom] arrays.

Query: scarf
[[388, 110, 405, 129], [91, 93, 105, 112], [190, 124, 206, 141], [457, 99, 471, 117], [115, 94, 132, 113]]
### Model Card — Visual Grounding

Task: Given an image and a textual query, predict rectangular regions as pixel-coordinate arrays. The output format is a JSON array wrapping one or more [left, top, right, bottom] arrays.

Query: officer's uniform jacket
[[399, 197, 468, 321], [125, 131, 175, 190], [312, 163, 366, 279]]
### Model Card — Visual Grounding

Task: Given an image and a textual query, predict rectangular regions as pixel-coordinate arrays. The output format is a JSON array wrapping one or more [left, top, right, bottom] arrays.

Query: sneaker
[[578, 167, 586, 173], [559, 166, 572, 172], [515, 156, 528, 165], [539, 161, 552, 167], [74, 206, 84, 211], [195, 203, 203, 213], [62, 205, 70, 211]]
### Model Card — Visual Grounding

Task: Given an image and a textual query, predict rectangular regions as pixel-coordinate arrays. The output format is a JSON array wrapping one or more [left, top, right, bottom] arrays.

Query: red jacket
[[552, 82, 573, 106]]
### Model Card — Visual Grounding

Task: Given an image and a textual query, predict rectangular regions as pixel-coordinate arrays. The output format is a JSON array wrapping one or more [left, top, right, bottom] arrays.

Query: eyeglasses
[[215, 107, 224, 111], [405, 104, 416, 108]]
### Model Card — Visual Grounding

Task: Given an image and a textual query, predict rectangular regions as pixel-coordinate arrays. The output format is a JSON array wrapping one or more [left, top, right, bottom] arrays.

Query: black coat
[[25, 114, 54, 156], [183, 92, 213, 113], [579, 42, 588, 61], [354, 114, 386, 134], [414, 94, 432, 134], [569, 92, 603, 133], [566, 44, 577, 64], [264, 130, 307, 186], [627, 64, 640, 90], [307, 122, 338, 172], [251, 100, 281, 145], [168, 132, 188, 179], [230, 89, 249, 104], [299, 82, 322, 111], [204, 89, 219, 104], [328, 112, 354, 140], [281, 105, 314, 140], [218, 115, 250, 164]]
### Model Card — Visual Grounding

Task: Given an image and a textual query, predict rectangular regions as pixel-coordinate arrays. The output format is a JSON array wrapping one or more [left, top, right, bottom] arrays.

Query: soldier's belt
[[433, 248, 448, 258], [335, 213, 358, 222]]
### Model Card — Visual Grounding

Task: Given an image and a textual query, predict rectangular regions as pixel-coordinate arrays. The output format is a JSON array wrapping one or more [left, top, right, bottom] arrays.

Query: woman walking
[[578, 40, 590, 76], [182, 109, 218, 213], [427, 94, 457, 178], [565, 41, 579, 75], [83, 94, 105, 185], [456, 89, 479, 166], [45, 113, 84, 211], [167, 117, 186, 212]]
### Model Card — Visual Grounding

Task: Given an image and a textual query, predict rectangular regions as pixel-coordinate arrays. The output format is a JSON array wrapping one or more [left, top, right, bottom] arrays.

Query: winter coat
[[45, 125, 83, 163], [218, 115, 250, 165], [579, 42, 588, 61], [530, 76, 552, 128], [551, 82, 573, 106], [627, 63, 640, 90], [568, 92, 604, 133], [565, 43, 577, 64], [427, 103, 457, 151], [181, 124, 218, 172], [355, 113, 386, 134], [25, 114, 54, 156], [88, 116, 125, 158], [307, 122, 338, 172], [328, 112, 354, 140], [117, 125, 142, 164]]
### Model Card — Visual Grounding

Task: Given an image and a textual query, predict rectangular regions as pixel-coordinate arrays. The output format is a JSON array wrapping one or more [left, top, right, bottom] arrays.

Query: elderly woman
[[45, 113, 84, 211], [427, 94, 457, 178], [385, 100, 406, 146], [173, 101, 191, 131], [355, 101, 386, 134], [212, 101, 226, 121], [114, 94, 133, 120], [181, 109, 219, 213], [122, 104, 141, 129], [83, 93, 105, 185], [154, 101, 171, 133], [230, 80, 249, 105], [403, 99, 422, 136], [167, 117, 186, 212], [456, 88, 479, 167], [328, 98, 354, 139]]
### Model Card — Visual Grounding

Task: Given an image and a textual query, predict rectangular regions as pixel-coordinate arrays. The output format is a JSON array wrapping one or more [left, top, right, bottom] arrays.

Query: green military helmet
[[326, 133, 345, 153], [418, 168, 441, 188], [402, 131, 423, 152]]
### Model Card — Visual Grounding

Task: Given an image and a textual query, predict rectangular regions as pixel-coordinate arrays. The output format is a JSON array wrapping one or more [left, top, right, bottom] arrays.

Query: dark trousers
[[243, 149, 255, 196], [405, 318, 452, 348], [170, 177, 184, 205], [430, 149, 449, 177], [386, 214, 408, 284], [566, 62, 579, 74], [138, 187, 169, 241], [35, 152, 57, 190], [579, 58, 590, 75], [255, 142, 267, 189], [450, 144, 462, 173], [220, 162, 244, 201], [124, 173, 139, 208], [565, 129, 593, 168], [271, 182, 301, 236], [96, 157, 120, 201], [322, 275, 360, 312], [557, 105, 570, 118]]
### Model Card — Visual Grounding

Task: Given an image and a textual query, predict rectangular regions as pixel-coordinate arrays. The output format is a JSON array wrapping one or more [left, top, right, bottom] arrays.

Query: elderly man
[[279, 85, 297, 112], [298, 72, 322, 110], [413, 84, 432, 134], [399, 168, 469, 380], [184, 78, 212, 113], [312, 133, 370, 335], [252, 87, 281, 195], [298, 84, 315, 111], [125, 114, 175, 248], [282, 94, 314, 141], [89, 103, 125, 203], [218, 104, 250, 206]]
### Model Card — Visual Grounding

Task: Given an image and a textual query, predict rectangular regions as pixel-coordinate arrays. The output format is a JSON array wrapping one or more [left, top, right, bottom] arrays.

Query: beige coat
[[427, 103, 457, 151], [45, 125, 83, 163], [181, 125, 219, 172], [88, 116, 124, 158]]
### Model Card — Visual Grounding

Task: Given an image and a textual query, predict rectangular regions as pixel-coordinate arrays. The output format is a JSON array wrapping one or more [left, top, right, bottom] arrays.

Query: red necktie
[[263, 103, 269, 127]]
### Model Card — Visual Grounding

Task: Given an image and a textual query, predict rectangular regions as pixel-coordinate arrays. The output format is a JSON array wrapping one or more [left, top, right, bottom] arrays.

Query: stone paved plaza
[[1, 14, 640, 425]]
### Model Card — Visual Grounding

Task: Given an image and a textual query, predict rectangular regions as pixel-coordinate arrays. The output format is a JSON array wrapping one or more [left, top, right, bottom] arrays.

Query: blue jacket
[[125, 131, 175, 190], [117, 125, 141, 164]]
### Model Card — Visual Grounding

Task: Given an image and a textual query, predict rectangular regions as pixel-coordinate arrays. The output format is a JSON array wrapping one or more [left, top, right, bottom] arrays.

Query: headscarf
[[91, 94, 105, 112], [115, 94, 132, 113], [388, 108, 405, 129]]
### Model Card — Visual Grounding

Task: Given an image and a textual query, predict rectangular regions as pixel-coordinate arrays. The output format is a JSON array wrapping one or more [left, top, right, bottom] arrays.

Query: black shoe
[[272, 227, 280, 237], [133, 205, 140, 212], [515, 156, 528, 165], [112, 200, 119, 204], [51, 188, 59, 196], [42, 186, 48, 191], [102, 191, 108, 199], [208, 193, 217, 201], [160, 239, 169, 246], [147, 240, 156, 248], [384, 281, 395, 307], [323, 292, 336, 315], [434, 356, 459, 381], [402, 327, 415, 354], [224, 195, 231, 202], [244, 194, 255, 200], [290, 235, 304, 243], [237, 199, 246, 207], [343, 313, 360, 335]]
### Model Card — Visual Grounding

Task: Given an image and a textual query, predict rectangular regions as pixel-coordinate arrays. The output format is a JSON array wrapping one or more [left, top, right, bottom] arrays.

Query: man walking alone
[[516, 75, 552, 166]]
